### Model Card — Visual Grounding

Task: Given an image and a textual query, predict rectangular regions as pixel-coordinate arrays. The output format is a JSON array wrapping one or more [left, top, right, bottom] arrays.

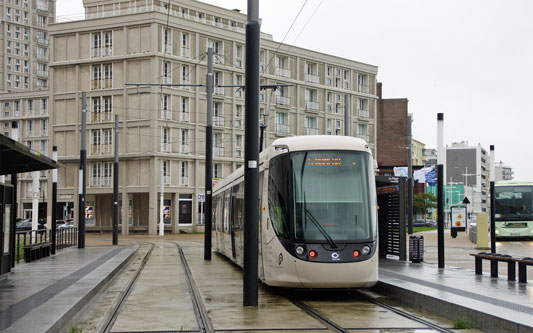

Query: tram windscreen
[[291, 151, 374, 243], [495, 186, 533, 220]]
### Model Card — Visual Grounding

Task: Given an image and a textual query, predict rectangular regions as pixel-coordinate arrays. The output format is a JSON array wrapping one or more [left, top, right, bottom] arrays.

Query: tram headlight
[[362, 245, 371, 255], [295, 246, 305, 255]]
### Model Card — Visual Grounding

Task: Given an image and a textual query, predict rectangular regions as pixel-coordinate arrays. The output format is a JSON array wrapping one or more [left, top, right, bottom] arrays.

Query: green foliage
[[69, 325, 83, 333], [413, 192, 437, 218], [452, 316, 472, 329]]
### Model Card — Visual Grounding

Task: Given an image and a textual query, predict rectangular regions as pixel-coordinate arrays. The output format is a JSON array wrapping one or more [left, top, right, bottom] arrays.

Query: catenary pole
[[490, 145, 496, 253], [407, 114, 413, 234], [204, 47, 214, 260], [79, 91, 87, 249], [437, 113, 444, 268], [244, 0, 260, 307], [10, 121, 19, 267], [51, 146, 58, 254], [113, 115, 119, 245]]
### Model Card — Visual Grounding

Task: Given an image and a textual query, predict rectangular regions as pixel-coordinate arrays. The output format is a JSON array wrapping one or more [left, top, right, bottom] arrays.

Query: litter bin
[[409, 235, 424, 263]]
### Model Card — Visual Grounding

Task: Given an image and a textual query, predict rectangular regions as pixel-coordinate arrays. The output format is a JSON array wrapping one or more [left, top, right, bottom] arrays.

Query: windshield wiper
[[304, 192, 337, 249]]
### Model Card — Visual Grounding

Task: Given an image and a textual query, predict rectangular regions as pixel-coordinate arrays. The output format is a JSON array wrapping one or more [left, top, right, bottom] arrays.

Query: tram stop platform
[[0, 232, 530, 333], [378, 230, 533, 332], [0, 239, 136, 332]]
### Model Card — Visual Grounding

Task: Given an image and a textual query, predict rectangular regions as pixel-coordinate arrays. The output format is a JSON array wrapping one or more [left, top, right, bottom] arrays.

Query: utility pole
[[159, 160, 164, 236], [407, 114, 413, 234], [78, 91, 87, 249], [204, 47, 214, 260], [244, 0, 260, 307], [490, 145, 495, 254], [113, 115, 119, 245], [344, 94, 350, 136], [10, 121, 19, 267], [437, 113, 445, 269], [51, 146, 58, 254]]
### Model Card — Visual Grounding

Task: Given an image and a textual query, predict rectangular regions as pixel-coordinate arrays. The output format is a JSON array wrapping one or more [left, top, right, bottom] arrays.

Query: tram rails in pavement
[[212, 136, 379, 288]]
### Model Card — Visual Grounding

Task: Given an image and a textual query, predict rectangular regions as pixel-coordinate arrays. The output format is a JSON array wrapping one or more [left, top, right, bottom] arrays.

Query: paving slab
[[0, 243, 136, 333]]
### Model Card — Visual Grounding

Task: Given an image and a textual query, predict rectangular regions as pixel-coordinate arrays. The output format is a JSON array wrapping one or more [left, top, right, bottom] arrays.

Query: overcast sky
[[56, 0, 532, 180]]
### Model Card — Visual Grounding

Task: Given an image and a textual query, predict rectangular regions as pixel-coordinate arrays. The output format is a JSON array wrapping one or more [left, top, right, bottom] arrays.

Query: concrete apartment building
[[446, 141, 489, 214], [494, 161, 514, 181], [0, 0, 55, 219], [411, 138, 426, 167], [48, 0, 379, 234]]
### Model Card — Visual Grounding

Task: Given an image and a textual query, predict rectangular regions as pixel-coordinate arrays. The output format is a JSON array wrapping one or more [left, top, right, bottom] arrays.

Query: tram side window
[[268, 154, 290, 239], [233, 183, 244, 236], [223, 190, 231, 233]]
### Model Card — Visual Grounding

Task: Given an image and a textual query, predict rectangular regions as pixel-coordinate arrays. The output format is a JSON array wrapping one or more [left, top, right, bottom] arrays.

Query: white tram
[[212, 136, 378, 288]]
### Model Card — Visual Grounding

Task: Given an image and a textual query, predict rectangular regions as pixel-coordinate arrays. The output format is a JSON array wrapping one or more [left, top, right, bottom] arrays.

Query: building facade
[[494, 161, 514, 181], [411, 138, 426, 167], [445, 141, 488, 214], [0, 0, 55, 219], [48, 0, 379, 234]]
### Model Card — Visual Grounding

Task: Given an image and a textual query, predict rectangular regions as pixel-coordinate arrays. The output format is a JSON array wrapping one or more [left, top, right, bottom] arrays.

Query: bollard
[[476, 213, 489, 249]]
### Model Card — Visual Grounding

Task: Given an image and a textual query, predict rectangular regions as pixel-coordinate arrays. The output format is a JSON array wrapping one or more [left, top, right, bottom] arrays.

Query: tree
[[413, 192, 437, 219]]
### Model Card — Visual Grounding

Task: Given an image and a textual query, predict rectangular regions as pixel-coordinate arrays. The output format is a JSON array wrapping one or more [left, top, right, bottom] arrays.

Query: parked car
[[412, 220, 437, 227], [16, 219, 46, 231], [58, 221, 74, 229]]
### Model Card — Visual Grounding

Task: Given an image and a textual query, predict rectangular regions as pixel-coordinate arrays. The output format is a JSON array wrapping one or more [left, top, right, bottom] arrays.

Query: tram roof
[[495, 180, 533, 187], [0, 134, 59, 175], [271, 135, 370, 153]]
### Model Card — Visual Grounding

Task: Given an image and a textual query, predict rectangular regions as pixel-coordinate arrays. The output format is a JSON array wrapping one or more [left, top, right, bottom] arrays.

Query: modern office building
[[0, 0, 55, 219], [48, 0, 379, 234], [494, 161, 514, 182], [411, 138, 426, 167], [445, 141, 488, 214]]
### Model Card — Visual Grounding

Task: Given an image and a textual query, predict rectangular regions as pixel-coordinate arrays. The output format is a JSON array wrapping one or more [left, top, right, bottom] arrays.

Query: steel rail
[[101, 242, 156, 333], [177, 244, 214, 333], [348, 290, 454, 333]]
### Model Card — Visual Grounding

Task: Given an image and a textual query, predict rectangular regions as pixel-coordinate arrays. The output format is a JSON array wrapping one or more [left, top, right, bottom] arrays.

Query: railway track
[[284, 289, 455, 333]]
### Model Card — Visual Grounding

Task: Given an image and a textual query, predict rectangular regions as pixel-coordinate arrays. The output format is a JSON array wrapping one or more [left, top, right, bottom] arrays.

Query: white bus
[[494, 181, 533, 239]]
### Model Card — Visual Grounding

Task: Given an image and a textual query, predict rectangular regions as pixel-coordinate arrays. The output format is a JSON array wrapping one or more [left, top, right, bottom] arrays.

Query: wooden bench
[[23, 242, 52, 263], [470, 252, 516, 280], [516, 257, 533, 283]]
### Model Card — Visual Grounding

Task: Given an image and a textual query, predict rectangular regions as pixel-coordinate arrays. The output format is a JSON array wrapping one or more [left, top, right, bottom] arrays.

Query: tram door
[[230, 186, 237, 260]]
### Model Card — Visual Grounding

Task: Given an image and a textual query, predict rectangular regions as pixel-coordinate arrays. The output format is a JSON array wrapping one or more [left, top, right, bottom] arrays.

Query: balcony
[[180, 144, 189, 154], [304, 73, 319, 84], [357, 134, 370, 142], [180, 111, 190, 122], [214, 54, 225, 65], [214, 86, 224, 95], [90, 177, 100, 187], [162, 43, 172, 54], [161, 143, 170, 153], [181, 47, 190, 58], [275, 67, 291, 78], [305, 101, 319, 111], [163, 175, 170, 185], [37, 53, 48, 61], [101, 176, 112, 187], [91, 80, 101, 90], [37, 3, 48, 11], [358, 85, 369, 93], [37, 38, 48, 46], [162, 77, 172, 85], [161, 109, 171, 120], [275, 95, 290, 106], [101, 144, 112, 154], [37, 70, 48, 78], [358, 109, 369, 118], [305, 127, 319, 135], [180, 176, 189, 186], [214, 115, 224, 127], [91, 48, 100, 58], [214, 146, 224, 157], [275, 123, 290, 135], [90, 145, 100, 155], [102, 47, 112, 57]]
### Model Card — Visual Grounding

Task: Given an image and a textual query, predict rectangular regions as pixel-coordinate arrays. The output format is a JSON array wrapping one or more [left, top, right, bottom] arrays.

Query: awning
[[0, 134, 60, 175]]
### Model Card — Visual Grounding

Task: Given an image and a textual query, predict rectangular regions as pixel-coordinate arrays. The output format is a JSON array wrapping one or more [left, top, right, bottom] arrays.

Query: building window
[[358, 98, 369, 118], [40, 119, 48, 136], [274, 55, 290, 77], [180, 161, 188, 186], [213, 163, 222, 179], [358, 123, 369, 142], [235, 75, 243, 98], [91, 64, 102, 89], [161, 94, 171, 120], [235, 44, 243, 68], [358, 73, 369, 93], [181, 32, 190, 58], [304, 116, 318, 135], [275, 112, 289, 135], [161, 127, 170, 152], [275, 85, 290, 106], [235, 104, 243, 128], [162, 61, 171, 84], [162, 160, 170, 185], [90, 96, 112, 122], [162, 27, 171, 54], [214, 102, 224, 126], [235, 134, 242, 158], [214, 133, 223, 157], [304, 62, 319, 83], [180, 129, 189, 154], [103, 63, 112, 88], [27, 119, 34, 137], [180, 97, 189, 122], [305, 88, 319, 111], [214, 71, 224, 95], [181, 64, 190, 85]]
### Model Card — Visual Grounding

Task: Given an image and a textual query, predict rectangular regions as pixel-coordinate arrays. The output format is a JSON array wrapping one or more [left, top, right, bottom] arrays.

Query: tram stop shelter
[[0, 133, 59, 275]]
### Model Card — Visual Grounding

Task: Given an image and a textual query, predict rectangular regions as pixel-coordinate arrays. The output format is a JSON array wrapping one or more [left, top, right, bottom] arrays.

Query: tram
[[212, 136, 378, 288]]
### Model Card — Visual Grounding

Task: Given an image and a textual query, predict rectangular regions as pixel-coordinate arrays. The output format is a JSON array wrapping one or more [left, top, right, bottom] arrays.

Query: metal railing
[[305, 73, 320, 84], [275, 95, 290, 106], [180, 111, 190, 122], [180, 144, 189, 154], [275, 67, 291, 78], [358, 109, 370, 118], [37, 53, 48, 61], [358, 85, 370, 93], [214, 115, 224, 127], [37, 70, 48, 77], [37, 38, 49, 45], [15, 228, 78, 264], [214, 146, 224, 157], [305, 127, 319, 135], [181, 47, 190, 58], [276, 123, 290, 135], [305, 100, 319, 111], [214, 86, 224, 95], [180, 176, 189, 186]]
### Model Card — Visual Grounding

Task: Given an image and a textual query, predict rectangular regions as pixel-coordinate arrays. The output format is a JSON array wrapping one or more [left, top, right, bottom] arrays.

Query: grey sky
[[56, 0, 533, 180]]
